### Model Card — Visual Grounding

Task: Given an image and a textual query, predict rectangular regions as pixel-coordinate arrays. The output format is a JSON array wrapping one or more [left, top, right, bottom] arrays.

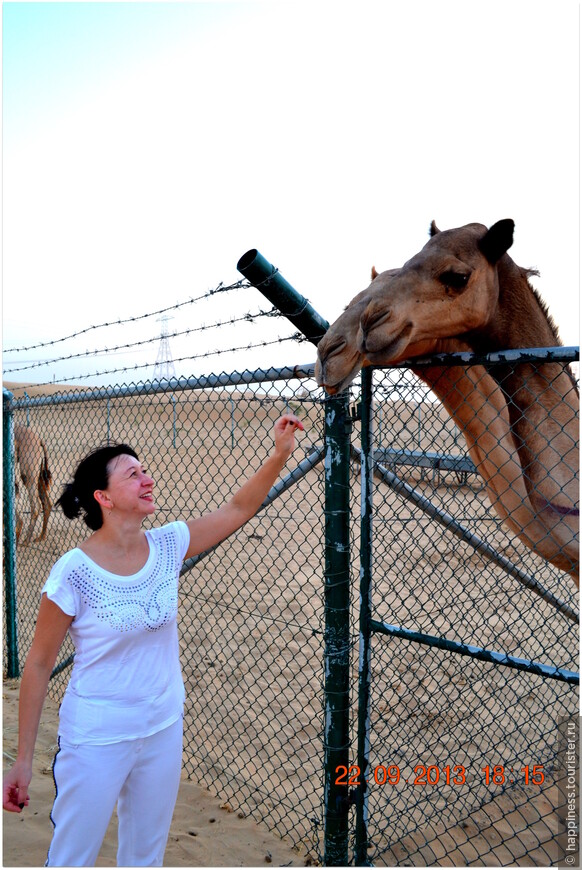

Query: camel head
[[357, 220, 515, 365], [315, 268, 400, 394]]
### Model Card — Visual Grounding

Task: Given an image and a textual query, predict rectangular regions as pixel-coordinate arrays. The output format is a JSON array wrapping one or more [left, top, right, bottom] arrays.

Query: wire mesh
[[4, 372, 327, 863], [3, 350, 579, 867], [352, 360, 579, 866]]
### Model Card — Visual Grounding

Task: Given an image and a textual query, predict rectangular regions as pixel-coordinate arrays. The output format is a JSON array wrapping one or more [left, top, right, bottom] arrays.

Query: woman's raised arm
[[184, 414, 304, 559]]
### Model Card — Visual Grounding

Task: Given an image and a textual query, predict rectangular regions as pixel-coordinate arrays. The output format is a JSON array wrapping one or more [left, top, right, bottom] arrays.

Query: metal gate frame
[[354, 362, 579, 865]]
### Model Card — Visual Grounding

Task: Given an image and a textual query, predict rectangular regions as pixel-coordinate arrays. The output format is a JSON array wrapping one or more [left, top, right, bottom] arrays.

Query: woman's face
[[100, 453, 156, 518]]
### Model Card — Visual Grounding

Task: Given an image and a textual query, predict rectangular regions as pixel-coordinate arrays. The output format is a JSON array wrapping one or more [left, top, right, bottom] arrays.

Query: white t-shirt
[[41, 521, 190, 745]]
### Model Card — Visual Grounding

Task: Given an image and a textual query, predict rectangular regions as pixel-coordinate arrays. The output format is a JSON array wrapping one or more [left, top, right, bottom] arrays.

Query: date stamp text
[[335, 763, 546, 787]]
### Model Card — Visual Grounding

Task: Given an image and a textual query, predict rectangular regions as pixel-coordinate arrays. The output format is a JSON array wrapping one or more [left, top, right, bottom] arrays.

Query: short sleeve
[[41, 551, 78, 617], [171, 521, 190, 563]]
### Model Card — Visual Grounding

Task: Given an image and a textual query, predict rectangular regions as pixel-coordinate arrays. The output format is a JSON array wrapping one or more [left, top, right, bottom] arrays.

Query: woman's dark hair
[[56, 443, 139, 531]]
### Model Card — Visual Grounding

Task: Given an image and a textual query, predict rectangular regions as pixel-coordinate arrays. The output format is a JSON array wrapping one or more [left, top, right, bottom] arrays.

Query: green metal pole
[[172, 393, 177, 448], [355, 367, 374, 864], [238, 251, 352, 865], [322, 391, 352, 866], [3, 389, 19, 678], [236, 249, 329, 345]]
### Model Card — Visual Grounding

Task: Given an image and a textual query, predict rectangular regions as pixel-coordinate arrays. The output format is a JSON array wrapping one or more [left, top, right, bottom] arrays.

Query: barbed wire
[[3, 306, 283, 376], [3, 270, 314, 391], [3, 279, 250, 354], [7, 332, 309, 391]]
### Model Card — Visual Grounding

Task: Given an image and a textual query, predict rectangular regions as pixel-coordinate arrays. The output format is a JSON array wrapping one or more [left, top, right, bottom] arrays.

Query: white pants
[[46, 718, 183, 867]]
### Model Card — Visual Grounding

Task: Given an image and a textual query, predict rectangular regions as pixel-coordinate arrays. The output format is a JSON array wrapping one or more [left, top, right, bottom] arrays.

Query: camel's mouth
[[319, 369, 360, 395], [317, 363, 362, 395], [316, 347, 364, 395], [360, 323, 413, 363], [321, 373, 360, 395]]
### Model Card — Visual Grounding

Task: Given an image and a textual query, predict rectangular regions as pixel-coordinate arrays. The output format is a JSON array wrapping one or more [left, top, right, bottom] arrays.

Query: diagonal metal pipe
[[237, 249, 329, 345], [350, 445, 578, 623]]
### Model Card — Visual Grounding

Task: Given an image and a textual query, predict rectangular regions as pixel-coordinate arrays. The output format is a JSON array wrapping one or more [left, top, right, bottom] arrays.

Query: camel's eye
[[439, 270, 470, 291]]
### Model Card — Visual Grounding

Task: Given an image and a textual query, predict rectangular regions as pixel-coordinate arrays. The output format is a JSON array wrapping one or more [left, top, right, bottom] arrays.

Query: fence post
[[322, 390, 352, 865], [355, 367, 374, 864], [3, 388, 20, 678], [237, 250, 351, 865]]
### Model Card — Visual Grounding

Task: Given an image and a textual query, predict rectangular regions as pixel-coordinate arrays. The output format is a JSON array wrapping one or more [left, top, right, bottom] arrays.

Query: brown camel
[[357, 221, 578, 580], [14, 425, 52, 546], [315, 223, 579, 583]]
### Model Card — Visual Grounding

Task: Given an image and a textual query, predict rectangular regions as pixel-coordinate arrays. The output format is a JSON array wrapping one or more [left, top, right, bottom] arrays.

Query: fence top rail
[[383, 345, 579, 369], [4, 346, 578, 410], [3, 363, 318, 410]]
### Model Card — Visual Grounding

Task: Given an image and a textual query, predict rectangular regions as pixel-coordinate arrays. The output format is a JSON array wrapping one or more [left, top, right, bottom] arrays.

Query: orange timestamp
[[335, 764, 545, 787]]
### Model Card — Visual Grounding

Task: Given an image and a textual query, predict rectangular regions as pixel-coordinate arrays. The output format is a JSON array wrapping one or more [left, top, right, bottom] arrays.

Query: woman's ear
[[93, 489, 113, 510]]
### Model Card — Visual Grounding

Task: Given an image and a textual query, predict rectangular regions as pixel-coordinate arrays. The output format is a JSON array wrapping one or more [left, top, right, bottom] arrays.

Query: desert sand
[[2, 679, 305, 867]]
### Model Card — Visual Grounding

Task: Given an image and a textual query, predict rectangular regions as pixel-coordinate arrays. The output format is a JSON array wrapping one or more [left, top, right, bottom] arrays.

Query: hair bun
[[56, 482, 82, 520]]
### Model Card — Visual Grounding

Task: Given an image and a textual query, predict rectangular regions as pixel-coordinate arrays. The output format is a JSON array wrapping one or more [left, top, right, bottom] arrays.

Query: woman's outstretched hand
[[272, 414, 305, 460]]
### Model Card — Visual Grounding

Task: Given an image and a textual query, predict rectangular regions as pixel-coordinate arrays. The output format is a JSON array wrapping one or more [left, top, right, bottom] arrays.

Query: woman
[[3, 414, 304, 866]]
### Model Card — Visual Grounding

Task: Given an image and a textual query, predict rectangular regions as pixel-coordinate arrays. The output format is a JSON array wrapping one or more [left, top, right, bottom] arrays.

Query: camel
[[357, 221, 578, 579], [315, 222, 579, 583], [13, 425, 52, 546]]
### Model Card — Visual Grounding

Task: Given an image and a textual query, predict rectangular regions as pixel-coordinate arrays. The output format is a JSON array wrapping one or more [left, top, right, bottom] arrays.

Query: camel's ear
[[371, 266, 379, 280], [478, 219, 515, 264], [429, 220, 440, 237]]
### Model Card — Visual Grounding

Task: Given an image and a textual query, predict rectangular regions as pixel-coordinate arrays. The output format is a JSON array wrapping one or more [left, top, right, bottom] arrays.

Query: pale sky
[[3, 0, 580, 387]]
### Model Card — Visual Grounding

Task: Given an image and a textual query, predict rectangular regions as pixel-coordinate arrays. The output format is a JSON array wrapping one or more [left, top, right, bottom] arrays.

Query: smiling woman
[[2, 414, 304, 866]]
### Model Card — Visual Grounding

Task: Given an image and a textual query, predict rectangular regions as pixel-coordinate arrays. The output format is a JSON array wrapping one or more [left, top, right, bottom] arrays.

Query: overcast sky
[[3, 0, 580, 387]]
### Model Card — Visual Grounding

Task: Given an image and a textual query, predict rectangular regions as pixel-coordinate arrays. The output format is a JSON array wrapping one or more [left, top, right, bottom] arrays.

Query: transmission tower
[[153, 316, 176, 382]]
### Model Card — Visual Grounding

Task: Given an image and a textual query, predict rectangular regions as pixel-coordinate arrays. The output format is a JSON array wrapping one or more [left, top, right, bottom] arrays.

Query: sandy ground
[[4, 379, 579, 866], [2, 680, 306, 868]]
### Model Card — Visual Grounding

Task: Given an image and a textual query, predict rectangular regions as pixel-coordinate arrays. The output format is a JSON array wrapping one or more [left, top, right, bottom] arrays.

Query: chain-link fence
[[3, 350, 579, 866], [350, 359, 579, 866], [3, 370, 328, 863]]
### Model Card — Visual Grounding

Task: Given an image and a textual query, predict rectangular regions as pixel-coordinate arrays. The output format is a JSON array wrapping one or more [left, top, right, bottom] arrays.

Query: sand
[[2, 680, 306, 867]]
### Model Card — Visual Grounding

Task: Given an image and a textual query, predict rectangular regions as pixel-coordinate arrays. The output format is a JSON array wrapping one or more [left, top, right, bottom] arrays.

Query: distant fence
[[3, 346, 579, 865]]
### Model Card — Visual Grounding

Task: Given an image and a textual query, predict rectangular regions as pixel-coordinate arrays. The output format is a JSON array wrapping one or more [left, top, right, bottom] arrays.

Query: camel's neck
[[458, 254, 577, 404], [468, 254, 561, 353]]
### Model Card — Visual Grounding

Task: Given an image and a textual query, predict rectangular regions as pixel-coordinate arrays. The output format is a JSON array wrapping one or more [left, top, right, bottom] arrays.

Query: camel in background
[[14, 425, 52, 546], [316, 220, 579, 583]]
